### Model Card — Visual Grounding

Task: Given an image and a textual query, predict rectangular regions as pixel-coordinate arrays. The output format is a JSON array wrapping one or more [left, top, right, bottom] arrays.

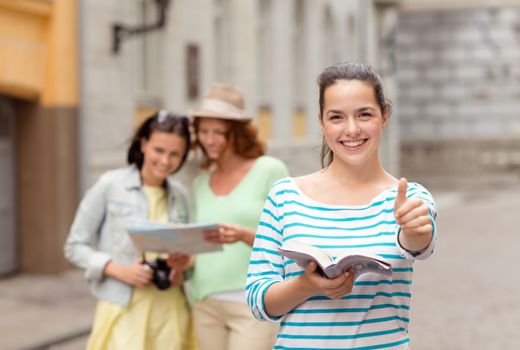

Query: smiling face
[[196, 117, 232, 161], [320, 79, 388, 168], [140, 131, 187, 186]]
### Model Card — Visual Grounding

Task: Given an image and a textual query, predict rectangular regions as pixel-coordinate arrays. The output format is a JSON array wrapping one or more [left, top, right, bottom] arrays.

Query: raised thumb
[[394, 177, 408, 211]]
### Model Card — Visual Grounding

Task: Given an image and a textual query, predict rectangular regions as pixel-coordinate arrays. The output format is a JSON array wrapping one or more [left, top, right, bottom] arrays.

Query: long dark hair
[[193, 118, 265, 169], [127, 110, 191, 173], [317, 62, 393, 168]]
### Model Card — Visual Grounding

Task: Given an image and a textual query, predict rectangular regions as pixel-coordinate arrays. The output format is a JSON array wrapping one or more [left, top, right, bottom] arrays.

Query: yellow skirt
[[86, 285, 196, 350]]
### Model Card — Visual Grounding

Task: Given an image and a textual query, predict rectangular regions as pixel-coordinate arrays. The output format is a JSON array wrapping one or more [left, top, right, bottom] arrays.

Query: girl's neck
[[214, 150, 250, 174], [325, 156, 389, 186], [209, 150, 257, 196], [140, 170, 165, 187]]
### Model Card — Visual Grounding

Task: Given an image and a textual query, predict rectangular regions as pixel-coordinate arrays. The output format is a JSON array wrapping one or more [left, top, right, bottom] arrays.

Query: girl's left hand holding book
[[300, 261, 355, 300]]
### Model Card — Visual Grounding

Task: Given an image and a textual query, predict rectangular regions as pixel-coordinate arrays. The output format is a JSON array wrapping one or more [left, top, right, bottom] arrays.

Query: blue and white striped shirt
[[246, 178, 437, 350]]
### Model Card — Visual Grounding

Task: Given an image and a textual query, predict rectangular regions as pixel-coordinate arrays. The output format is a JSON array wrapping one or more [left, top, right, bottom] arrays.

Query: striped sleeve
[[246, 181, 286, 322], [396, 182, 438, 260]]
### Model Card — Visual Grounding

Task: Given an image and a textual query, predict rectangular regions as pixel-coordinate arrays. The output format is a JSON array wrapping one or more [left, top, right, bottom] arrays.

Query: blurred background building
[[78, 0, 400, 185], [0, 0, 78, 275], [1, 0, 519, 276], [397, 0, 520, 188]]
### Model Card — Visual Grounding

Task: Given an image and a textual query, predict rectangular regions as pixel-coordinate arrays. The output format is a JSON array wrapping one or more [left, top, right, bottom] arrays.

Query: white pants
[[193, 298, 278, 350]]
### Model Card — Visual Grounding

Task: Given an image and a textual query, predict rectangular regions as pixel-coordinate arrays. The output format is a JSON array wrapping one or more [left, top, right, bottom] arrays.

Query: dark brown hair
[[193, 118, 265, 169], [317, 62, 393, 168], [127, 111, 190, 173]]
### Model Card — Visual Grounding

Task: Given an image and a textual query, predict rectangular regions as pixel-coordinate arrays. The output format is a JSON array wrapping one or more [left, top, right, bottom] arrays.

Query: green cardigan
[[189, 155, 289, 303]]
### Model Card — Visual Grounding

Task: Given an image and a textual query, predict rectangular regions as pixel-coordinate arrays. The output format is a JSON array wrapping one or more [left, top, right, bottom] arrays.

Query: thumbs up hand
[[394, 178, 433, 253]]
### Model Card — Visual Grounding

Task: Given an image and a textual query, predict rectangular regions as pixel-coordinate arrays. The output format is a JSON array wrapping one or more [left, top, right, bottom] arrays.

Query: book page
[[333, 253, 392, 279], [278, 240, 333, 271], [278, 241, 392, 279]]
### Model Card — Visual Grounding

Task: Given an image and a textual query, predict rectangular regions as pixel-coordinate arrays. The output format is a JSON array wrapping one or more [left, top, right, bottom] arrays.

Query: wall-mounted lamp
[[112, 0, 171, 54]]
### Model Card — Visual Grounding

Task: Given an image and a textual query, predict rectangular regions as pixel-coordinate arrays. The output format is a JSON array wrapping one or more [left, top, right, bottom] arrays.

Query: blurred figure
[[64, 111, 194, 350], [246, 62, 437, 349], [188, 84, 289, 350]]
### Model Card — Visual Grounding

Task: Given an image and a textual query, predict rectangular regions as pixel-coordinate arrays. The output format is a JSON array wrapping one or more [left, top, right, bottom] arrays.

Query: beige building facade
[[79, 0, 402, 188], [0, 0, 78, 274]]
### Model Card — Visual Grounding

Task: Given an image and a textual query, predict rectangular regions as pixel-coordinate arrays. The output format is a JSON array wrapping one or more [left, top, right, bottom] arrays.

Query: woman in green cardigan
[[188, 84, 289, 350]]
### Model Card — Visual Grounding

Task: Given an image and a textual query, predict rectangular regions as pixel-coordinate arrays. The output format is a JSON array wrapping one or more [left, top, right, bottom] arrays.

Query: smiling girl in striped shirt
[[246, 62, 437, 350]]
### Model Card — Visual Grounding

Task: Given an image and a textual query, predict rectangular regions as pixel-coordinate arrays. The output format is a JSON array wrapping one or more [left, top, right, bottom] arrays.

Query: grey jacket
[[64, 166, 190, 307]]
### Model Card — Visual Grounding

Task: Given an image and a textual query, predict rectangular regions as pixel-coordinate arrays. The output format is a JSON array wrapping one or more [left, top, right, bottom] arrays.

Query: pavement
[[0, 182, 519, 350], [409, 182, 520, 350], [0, 270, 93, 350]]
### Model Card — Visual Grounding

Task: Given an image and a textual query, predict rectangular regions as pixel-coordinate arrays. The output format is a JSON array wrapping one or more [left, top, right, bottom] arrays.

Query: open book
[[278, 240, 392, 279], [127, 220, 223, 255]]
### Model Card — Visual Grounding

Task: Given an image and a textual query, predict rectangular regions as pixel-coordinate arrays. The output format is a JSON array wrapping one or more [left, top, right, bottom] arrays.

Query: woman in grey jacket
[[64, 111, 194, 350]]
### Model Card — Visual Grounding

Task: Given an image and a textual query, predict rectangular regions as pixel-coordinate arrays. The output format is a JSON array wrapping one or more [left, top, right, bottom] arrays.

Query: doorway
[[0, 96, 16, 275]]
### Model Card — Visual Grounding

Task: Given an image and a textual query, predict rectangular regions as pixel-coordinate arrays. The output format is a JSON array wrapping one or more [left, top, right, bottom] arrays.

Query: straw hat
[[190, 83, 253, 122]]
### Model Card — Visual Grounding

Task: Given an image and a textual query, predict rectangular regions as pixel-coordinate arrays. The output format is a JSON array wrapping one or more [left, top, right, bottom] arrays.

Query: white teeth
[[342, 140, 364, 147]]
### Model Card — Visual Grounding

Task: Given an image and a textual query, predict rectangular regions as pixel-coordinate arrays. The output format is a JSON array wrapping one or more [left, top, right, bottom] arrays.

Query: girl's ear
[[140, 137, 147, 152]]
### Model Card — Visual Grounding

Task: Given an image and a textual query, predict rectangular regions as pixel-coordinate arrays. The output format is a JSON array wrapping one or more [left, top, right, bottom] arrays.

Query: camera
[[143, 257, 171, 290]]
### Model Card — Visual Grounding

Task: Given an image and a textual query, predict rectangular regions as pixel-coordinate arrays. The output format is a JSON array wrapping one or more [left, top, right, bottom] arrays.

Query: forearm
[[399, 227, 433, 252], [242, 228, 256, 246], [264, 276, 315, 318], [103, 260, 121, 279], [103, 260, 153, 287]]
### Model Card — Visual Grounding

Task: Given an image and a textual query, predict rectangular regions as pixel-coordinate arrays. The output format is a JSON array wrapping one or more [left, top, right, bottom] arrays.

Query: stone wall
[[395, 7, 520, 186], [401, 139, 520, 188]]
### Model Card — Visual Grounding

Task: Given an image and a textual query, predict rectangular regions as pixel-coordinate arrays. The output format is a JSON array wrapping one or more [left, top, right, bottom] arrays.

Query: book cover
[[278, 240, 392, 279], [127, 220, 223, 255]]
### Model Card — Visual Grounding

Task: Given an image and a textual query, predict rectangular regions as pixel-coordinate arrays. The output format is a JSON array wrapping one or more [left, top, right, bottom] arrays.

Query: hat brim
[[189, 108, 253, 122]]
